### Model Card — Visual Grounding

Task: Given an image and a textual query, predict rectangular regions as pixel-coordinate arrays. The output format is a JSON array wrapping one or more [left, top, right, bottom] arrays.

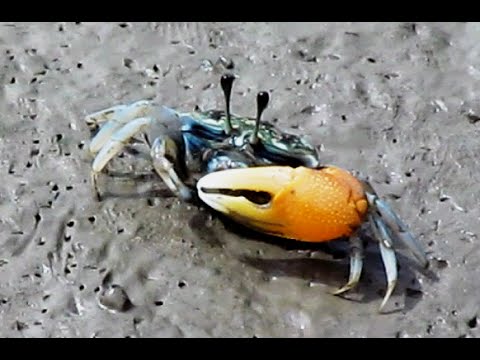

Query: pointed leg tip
[[331, 284, 353, 296]]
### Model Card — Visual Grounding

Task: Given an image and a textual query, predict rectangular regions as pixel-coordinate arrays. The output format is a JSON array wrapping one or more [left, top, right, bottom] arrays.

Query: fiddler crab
[[85, 73, 429, 313]]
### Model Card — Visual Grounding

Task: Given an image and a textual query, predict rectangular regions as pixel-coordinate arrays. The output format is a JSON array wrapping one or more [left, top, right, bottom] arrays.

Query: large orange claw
[[197, 166, 368, 242]]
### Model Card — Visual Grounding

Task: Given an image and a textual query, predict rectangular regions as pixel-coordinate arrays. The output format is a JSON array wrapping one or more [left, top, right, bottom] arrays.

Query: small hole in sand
[[10, 77, 16, 84], [392, 138, 397, 144], [119, 23, 129, 28], [67, 220, 75, 227], [41, 309, 47, 314], [26, 161, 33, 168], [468, 316, 477, 328], [178, 281, 186, 289], [79, 284, 85, 291], [94, 286, 100, 293], [52, 184, 59, 191], [66, 185, 73, 191], [88, 216, 96, 224], [55, 134, 63, 142], [123, 58, 134, 69], [78, 142, 85, 150], [154, 300, 164, 306], [117, 228, 124, 234], [367, 57, 376, 63], [77, 62, 83, 69], [64, 267, 71, 274], [33, 139, 40, 144], [64, 235, 71, 242]]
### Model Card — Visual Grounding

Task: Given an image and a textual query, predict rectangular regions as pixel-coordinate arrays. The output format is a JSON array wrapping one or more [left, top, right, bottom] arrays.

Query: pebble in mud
[[98, 284, 134, 313]]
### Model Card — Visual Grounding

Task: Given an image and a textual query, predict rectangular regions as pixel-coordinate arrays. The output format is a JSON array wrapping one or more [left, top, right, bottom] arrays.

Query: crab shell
[[197, 165, 368, 242]]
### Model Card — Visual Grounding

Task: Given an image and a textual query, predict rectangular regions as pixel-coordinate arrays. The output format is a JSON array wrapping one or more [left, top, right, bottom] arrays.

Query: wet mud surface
[[0, 22, 479, 337]]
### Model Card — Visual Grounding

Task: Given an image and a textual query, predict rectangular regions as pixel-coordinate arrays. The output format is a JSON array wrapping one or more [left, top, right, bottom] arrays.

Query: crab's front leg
[[86, 100, 153, 154], [150, 136, 193, 202], [91, 116, 154, 200]]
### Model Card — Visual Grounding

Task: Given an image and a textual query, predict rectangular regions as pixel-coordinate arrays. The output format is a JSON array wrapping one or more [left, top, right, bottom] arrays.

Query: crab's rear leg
[[87, 100, 152, 154], [374, 197, 429, 268], [332, 235, 364, 296], [369, 214, 398, 313]]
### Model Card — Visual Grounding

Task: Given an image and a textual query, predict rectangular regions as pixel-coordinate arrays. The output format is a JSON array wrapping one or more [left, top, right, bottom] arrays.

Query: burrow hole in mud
[[79, 284, 85, 291], [392, 138, 397, 144], [55, 134, 63, 142], [94, 286, 100, 293], [178, 281, 187, 289], [367, 57, 377, 63], [88, 216, 96, 224], [77, 63, 83, 69], [154, 300, 164, 306], [37, 237, 46, 246], [119, 23, 129, 28], [467, 316, 477, 329], [41, 309, 47, 314], [117, 228, 124, 234], [66, 220, 75, 228], [147, 198, 156, 207], [123, 58, 134, 69], [66, 185, 73, 191], [64, 234, 71, 242], [78, 142, 85, 150], [10, 77, 16, 84]]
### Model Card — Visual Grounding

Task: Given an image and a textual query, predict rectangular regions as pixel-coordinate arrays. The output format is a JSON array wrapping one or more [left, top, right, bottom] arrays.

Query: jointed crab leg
[[374, 197, 428, 269], [332, 235, 364, 296], [370, 214, 398, 312], [150, 137, 192, 201], [90, 115, 191, 201], [87, 100, 152, 154]]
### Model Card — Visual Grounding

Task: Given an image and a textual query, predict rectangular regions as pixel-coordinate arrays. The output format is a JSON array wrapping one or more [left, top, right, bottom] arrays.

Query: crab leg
[[371, 195, 428, 268], [370, 214, 398, 313], [91, 117, 153, 200], [332, 235, 364, 296], [150, 137, 193, 201], [88, 100, 153, 154]]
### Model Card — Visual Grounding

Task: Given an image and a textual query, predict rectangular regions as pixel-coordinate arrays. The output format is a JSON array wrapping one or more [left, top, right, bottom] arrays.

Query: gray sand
[[0, 22, 479, 337]]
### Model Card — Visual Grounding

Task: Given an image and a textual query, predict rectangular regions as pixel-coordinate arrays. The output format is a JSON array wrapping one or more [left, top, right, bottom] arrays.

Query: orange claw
[[197, 166, 369, 242]]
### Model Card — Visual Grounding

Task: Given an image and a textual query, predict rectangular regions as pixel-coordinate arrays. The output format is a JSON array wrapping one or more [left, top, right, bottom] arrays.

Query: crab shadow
[[214, 214, 439, 313]]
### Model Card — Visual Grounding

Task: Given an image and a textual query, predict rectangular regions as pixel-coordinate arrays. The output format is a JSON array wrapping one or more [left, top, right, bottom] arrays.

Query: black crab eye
[[200, 188, 272, 205]]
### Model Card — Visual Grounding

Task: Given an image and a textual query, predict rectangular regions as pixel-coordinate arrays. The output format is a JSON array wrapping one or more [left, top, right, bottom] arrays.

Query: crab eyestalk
[[250, 91, 269, 145], [220, 74, 235, 135]]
